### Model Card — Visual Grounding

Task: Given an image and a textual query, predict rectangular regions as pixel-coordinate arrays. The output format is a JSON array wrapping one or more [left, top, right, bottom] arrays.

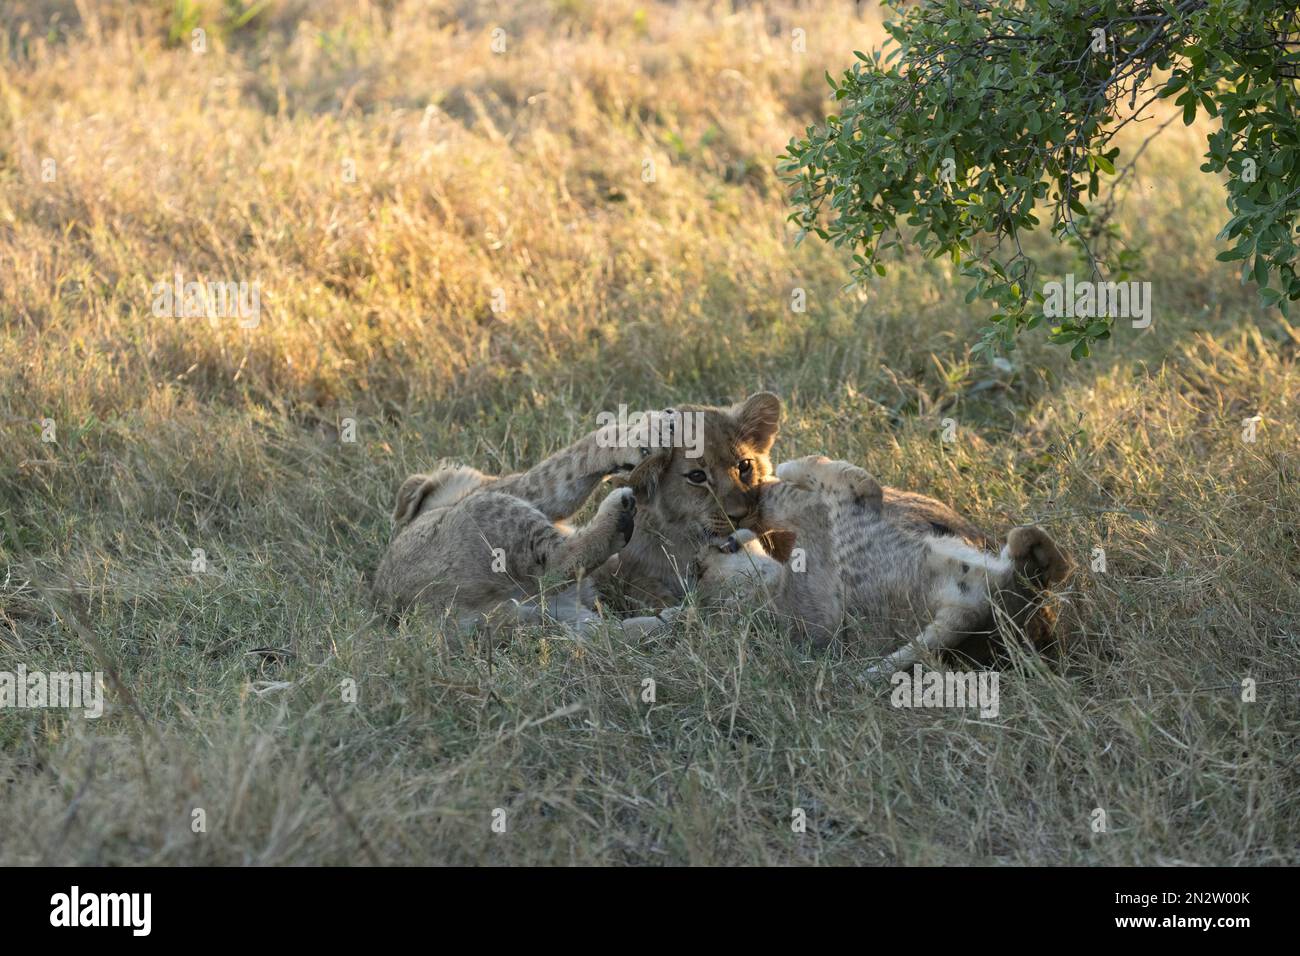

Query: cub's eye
[[737, 459, 753, 480], [685, 470, 708, 485]]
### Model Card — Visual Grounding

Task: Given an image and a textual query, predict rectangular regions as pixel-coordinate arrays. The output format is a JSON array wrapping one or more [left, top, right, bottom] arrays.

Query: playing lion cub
[[692, 456, 1072, 672], [372, 413, 673, 635], [599, 393, 1072, 670]]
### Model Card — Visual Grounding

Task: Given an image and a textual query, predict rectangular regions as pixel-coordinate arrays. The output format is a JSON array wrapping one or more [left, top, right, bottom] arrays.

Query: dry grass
[[0, 0, 1297, 865]]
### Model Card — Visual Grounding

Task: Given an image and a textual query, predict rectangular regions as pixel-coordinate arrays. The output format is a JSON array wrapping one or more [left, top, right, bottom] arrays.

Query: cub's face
[[641, 392, 781, 537]]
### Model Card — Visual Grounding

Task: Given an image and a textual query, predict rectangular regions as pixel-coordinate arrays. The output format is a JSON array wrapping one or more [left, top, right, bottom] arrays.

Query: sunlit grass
[[0, 0, 1296, 864]]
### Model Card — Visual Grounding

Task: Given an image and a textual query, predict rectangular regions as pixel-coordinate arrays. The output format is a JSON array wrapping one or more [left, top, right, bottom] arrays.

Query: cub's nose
[[725, 510, 749, 524]]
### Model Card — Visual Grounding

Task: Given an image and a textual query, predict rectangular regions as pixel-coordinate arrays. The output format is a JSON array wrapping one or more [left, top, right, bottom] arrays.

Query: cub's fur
[[373, 416, 672, 635], [693, 456, 1073, 673], [608, 393, 1071, 667], [594, 391, 783, 610]]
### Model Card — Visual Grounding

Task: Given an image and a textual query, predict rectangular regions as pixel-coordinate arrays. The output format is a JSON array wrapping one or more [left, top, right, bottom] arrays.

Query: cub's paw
[[605, 409, 675, 483], [860, 661, 899, 689], [839, 464, 884, 511], [1006, 525, 1072, 588], [637, 408, 676, 460], [598, 486, 637, 544], [693, 529, 758, 583], [714, 528, 759, 554], [692, 530, 754, 572], [775, 456, 882, 510], [775, 455, 831, 488]]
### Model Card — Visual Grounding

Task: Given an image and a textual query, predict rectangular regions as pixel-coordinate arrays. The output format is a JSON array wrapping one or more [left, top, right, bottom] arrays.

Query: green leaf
[[1254, 256, 1269, 286]]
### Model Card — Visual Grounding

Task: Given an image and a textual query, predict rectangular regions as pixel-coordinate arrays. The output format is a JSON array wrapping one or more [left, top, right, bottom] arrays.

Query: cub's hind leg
[[1004, 525, 1073, 589], [534, 487, 638, 579], [996, 525, 1074, 651], [493, 489, 645, 634], [871, 603, 992, 673], [867, 536, 1013, 675]]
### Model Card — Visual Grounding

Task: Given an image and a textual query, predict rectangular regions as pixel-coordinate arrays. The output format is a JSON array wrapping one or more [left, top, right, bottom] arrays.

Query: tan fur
[[375, 392, 1072, 662], [692, 454, 1073, 674], [373, 415, 675, 636], [592, 392, 782, 610], [595, 390, 1071, 671]]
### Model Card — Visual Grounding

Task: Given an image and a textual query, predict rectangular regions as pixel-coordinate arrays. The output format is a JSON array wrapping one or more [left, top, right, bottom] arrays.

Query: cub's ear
[[392, 474, 439, 529], [733, 391, 781, 454], [761, 528, 798, 564]]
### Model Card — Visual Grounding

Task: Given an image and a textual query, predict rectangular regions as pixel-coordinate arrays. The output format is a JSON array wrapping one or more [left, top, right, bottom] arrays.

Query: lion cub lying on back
[[694, 456, 1073, 673], [373, 415, 672, 635], [594, 391, 1071, 670]]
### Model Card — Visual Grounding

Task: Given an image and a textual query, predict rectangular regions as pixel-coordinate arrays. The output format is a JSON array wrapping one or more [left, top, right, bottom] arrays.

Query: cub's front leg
[[694, 529, 782, 603], [774, 455, 883, 511], [491, 410, 675, 521], [698, 526, 844, 648]]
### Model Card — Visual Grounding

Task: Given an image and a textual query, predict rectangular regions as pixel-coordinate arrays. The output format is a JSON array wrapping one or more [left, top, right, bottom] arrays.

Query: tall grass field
[[1, 0, 1297, 865]]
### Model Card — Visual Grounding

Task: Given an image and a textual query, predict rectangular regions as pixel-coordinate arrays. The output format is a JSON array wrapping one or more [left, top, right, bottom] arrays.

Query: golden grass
[[0, 0, 1296, 864]]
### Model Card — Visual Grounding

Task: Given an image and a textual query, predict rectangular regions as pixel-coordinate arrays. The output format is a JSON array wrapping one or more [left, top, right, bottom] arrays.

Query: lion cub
[[694, 456, 1072, 673], [373, 416, 672, 636], [594, 391, 783, 610]]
